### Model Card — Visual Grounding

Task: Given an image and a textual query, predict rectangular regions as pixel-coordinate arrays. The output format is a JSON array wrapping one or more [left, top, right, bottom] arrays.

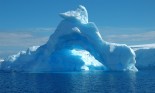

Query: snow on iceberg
[[131, 44, 155, 69], [60, 5, 88, 24], [0, 5, 138, 72]]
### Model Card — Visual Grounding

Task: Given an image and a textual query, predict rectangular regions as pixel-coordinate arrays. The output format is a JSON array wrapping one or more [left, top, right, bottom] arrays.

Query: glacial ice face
[[0, 5, 138, 72], [131, 44, 155, 69]]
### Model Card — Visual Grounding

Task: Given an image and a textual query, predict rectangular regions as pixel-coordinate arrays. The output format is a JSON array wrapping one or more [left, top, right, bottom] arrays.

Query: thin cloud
[[99, 27, 155, 44], [0, 27, 54, 58], [0, 27, 54, 46], [0, 32, 33, 39], [105, 31, 155, 43], [0, 32, 48, 47]]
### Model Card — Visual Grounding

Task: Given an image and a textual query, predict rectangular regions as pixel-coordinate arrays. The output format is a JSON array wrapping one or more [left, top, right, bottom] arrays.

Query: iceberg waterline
[[0, 5, 138, 72]]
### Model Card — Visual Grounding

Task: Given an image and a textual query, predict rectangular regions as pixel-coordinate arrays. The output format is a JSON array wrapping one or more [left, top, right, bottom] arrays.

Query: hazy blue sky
[[0, 0, 155, 58]]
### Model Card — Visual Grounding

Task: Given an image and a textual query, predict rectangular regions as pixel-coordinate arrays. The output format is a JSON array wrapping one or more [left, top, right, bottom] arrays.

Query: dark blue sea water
[[0, 70, 155, 93]]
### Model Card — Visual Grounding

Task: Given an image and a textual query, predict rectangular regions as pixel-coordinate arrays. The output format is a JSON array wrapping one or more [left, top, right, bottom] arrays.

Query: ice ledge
[[59, 5, 88, 24]]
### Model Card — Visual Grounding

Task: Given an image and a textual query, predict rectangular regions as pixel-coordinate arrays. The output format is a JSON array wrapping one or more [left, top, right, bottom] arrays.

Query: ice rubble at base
[[0, 5, 138, 72]]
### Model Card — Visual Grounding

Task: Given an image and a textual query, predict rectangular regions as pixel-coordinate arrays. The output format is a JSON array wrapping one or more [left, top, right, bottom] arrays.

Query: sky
[[0, 0, 155, 58]]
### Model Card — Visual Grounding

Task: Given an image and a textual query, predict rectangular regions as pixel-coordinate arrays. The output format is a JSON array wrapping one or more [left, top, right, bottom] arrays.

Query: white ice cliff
[[0, 5, 138, 72], [131, 44, 155, 70]]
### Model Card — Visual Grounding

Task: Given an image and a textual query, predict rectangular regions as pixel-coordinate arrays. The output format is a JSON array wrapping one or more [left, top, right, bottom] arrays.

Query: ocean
[[0, 70, 155, 93]]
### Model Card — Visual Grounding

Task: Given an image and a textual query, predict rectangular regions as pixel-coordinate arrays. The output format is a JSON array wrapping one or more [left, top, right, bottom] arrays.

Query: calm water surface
[[0, 70, 155, 93]]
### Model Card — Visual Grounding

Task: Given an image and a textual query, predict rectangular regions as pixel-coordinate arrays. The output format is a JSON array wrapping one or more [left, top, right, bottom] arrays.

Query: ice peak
[[59, 5, 88, 24]]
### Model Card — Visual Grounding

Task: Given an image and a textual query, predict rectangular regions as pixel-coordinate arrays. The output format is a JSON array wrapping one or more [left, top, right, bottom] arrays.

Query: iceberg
[[131, 44, 155, 69], [0, 5, 138, 72]]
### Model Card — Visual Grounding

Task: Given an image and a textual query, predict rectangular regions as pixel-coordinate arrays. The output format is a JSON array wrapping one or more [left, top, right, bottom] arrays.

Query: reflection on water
[[0, 71, 155, 93]]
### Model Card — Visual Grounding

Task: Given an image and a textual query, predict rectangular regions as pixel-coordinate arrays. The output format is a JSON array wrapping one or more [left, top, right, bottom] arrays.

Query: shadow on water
[[0, 70, 155, 93]]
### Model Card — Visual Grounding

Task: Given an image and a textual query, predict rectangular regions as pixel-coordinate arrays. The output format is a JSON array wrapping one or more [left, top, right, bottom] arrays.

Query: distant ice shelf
[[130, 44, 155, 70]]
